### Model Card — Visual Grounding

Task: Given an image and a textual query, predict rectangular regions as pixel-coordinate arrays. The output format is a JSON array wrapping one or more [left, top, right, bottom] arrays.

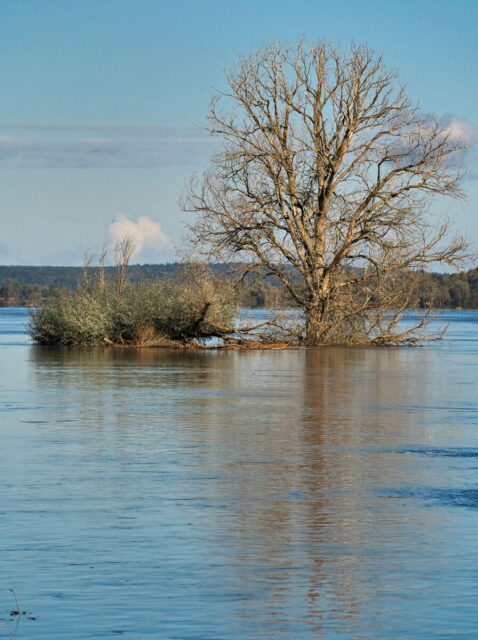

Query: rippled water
[[1, 307, 478, 639]]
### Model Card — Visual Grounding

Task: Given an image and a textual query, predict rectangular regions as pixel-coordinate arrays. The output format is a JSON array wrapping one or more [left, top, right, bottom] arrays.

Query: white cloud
[[387, 115, 478, 177], [108, 215, 172, 260], [438, 116, 478, 178], [440, 116, 478, 146]]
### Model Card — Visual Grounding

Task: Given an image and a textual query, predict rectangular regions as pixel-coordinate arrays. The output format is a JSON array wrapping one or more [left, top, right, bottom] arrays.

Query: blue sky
[[1, 0, 477, 265]]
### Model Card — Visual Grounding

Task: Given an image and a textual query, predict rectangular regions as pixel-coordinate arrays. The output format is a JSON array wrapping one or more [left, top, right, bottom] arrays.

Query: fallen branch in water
[[9, 588, 22, 616]]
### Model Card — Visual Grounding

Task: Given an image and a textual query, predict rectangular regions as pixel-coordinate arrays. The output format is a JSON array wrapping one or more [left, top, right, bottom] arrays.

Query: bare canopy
[[184, 41, 469, 345]]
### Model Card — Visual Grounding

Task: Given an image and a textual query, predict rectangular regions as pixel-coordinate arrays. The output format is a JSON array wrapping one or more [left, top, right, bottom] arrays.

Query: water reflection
[[12, 340, 478, 637]]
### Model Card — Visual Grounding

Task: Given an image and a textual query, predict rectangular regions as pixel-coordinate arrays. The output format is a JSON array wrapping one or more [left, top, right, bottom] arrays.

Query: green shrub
[[29, 270, 238, 346]]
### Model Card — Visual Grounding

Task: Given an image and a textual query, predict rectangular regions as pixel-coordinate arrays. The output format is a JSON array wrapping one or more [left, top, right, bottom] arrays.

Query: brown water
[[1, 308, 478, 638]]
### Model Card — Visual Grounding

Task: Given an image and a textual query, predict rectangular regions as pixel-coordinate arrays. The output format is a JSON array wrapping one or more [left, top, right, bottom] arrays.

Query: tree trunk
[[305, 307, 323, 346]]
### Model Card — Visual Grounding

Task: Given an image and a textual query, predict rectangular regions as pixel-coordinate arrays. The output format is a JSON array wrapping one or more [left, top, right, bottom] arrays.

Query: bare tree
[[184, 41, 470, 345], [114, 235, 136, 294]]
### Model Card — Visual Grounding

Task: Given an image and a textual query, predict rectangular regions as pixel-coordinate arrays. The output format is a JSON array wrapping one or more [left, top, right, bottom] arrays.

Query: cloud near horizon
[[108, 215, 172, 261]]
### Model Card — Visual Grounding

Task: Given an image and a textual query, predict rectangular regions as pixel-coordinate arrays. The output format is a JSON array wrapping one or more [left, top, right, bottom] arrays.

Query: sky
[[1, 0, 478, 265]]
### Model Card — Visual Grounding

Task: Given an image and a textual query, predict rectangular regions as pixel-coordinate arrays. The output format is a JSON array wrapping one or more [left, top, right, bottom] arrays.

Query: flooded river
[[1, 308, 478, 639]]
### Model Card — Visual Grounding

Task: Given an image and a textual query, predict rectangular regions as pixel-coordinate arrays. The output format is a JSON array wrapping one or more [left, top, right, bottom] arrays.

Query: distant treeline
[[0, 264, 179, 306], [1, 263, 478, 309], [0, 264, 179, 288]]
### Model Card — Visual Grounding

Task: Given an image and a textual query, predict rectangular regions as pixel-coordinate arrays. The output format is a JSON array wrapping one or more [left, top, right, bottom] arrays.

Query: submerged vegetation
[[29, 277, 238, 347], [30, 286, 238, 347], [29, 249, 239, 347], [29, 279, 236, 346], [24, 254, 478, 348]]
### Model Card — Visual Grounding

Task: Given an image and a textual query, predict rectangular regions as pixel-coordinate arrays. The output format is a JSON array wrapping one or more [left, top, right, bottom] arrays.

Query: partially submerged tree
[[185, 41, 469, 345]]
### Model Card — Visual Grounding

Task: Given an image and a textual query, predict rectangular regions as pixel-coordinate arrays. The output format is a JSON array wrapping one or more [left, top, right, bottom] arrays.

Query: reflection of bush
[[29, 272, 237, 347]]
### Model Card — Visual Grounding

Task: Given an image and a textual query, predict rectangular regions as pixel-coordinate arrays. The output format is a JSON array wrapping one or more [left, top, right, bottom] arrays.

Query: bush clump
[[29, 268, 238, 347]]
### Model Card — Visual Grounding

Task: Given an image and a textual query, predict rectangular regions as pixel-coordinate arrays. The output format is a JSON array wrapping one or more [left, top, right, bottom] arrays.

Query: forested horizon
[[1, 263, 478, 309]]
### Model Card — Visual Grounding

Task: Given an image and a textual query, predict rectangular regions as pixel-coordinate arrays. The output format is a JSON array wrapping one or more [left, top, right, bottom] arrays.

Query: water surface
[[1, 308, 478, 639]]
